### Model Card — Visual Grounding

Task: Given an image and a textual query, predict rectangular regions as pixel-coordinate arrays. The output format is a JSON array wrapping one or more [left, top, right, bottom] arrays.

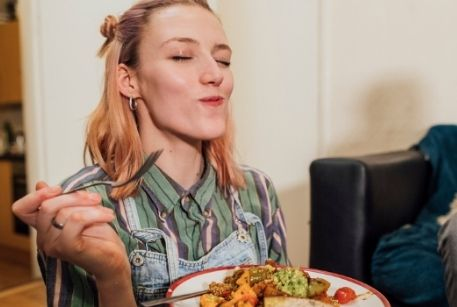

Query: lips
[[199, 96, 224, 107]]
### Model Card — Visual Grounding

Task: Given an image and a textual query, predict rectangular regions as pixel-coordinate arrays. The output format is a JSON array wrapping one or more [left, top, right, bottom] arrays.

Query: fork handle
[[61, 181, 110, 195], [140, 290, 209, 306]]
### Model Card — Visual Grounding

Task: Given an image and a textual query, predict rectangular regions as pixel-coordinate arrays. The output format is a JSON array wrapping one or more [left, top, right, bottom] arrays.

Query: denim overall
[[124, 190, 269, 302]]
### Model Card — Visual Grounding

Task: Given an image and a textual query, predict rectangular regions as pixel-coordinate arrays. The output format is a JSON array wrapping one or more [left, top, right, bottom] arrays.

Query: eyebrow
[[161, 37, 232, 53]]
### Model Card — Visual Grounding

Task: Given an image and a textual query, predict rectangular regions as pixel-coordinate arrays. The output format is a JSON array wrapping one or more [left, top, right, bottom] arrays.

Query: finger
[[51, 208, 115, 257], [35, 181, 49, 191], [37, 192, 102, 232], [13, 185, 61, 214], [81, 222, 115, 238], [39, 191, 101, 215], [11, 185, 62, 227], [53, 205, 114, 231], [37, 206, 114, 250]]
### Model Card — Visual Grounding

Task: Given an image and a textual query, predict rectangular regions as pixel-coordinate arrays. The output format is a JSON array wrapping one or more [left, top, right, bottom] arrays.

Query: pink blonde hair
[[85, 0, 245, 200]]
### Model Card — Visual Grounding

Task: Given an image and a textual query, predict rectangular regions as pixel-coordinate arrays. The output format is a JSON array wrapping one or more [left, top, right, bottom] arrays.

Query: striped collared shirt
[[38, 162, 288, 306]]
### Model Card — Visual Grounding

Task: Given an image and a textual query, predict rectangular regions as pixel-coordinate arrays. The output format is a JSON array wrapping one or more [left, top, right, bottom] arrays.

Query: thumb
[[35, 181, 49, 191]]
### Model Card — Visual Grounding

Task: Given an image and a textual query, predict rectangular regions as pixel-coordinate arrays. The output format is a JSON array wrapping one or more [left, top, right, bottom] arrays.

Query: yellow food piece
[[200, 294, 225, 307], [236, 270, 250, 286], [220, 284, 258, 307]]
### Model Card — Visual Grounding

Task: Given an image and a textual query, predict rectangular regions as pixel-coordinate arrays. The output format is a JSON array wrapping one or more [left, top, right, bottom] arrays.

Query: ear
[[117, 63, 140, 99]]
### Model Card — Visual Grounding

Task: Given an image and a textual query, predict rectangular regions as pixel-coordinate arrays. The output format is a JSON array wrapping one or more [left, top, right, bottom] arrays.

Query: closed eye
[[216, 60, 231, 67]]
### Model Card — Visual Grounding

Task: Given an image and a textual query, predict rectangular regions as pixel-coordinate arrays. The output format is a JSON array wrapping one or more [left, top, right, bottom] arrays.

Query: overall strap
[[124, 197, 142, 230], [230, 188, 269, 264], [124, 197, 181, 282]]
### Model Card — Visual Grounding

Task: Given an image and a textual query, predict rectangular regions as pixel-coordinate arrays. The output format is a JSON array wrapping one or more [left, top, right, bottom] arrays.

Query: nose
[[199, 58, 224, 86]]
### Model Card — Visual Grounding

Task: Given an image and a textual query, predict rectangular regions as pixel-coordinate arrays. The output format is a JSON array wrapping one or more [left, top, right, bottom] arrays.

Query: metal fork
[[140, 290, 209, 306], [62, 150, 163, 194]]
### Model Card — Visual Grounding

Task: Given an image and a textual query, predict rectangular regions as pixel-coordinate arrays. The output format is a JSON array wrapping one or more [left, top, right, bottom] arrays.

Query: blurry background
[[1, 0, 457, 300]]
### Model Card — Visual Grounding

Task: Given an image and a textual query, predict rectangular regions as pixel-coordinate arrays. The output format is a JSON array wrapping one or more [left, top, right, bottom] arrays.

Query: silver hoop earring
[[129, 97, 138, 111]]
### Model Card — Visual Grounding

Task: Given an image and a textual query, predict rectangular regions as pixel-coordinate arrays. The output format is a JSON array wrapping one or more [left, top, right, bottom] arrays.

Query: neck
[[137, 105, 204, 190], [155, 141, 204, 190]]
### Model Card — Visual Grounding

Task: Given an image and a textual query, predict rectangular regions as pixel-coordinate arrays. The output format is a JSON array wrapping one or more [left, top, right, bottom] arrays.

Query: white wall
[[322, 0, 457, 156], [19, 0, 133, 188], [20, 0, 457, 275], [217, 0, 319, 266], [217, 0, 457, 266]]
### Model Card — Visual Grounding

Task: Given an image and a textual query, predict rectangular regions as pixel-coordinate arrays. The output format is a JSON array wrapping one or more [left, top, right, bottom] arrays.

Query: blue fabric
[[371, 125, 457, 307]]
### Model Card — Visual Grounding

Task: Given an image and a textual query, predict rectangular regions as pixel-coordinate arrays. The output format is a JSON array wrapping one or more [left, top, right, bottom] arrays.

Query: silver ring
[[51, 217, 65, 230]]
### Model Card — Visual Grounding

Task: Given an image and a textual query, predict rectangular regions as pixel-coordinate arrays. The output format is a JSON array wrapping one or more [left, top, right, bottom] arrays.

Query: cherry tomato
[[334, 287, 357, 304]]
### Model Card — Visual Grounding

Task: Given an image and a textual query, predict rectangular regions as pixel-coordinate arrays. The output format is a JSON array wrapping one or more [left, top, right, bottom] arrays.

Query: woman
[[12, 0, 288, 306]]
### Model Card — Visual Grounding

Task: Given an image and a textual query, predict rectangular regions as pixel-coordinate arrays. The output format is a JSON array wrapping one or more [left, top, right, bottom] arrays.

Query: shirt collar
[[142, 158, 216, 213]]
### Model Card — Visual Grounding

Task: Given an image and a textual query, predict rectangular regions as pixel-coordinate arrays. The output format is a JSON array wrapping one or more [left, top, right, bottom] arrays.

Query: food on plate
[[264, 297, 335, 306], [200, 265, 357, 306], [333, 287, 357, 304]]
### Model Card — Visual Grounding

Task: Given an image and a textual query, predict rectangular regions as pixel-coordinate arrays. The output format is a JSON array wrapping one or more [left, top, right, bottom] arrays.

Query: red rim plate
[[166, 265, 391, 307]]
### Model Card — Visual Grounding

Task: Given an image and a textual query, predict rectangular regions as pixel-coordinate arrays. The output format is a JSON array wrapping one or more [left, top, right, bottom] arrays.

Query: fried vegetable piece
[[224, 269, 245, 287], [236, 270, 251, 287], [248, 266, 274, 285], [200, 293, 226, 307], [209, 281, 233, 299], [220, 283, 258, 307], [307, 277, 331, 298], [262, 281, 283, 297]]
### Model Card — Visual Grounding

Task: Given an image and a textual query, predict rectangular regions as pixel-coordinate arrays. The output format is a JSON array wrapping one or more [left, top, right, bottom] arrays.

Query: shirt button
[[132, 254, 144, 267], [237, 229, 250, 243], [203, 208, 211, 217], [180, 195, 190, 205], [160, 211, 168, 220]]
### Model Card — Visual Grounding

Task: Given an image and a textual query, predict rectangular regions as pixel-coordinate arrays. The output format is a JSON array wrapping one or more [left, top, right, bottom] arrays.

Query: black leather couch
[[309, 149, 431, 307]]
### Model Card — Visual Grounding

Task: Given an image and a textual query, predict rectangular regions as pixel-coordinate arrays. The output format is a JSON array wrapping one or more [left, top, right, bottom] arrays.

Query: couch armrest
[[309, 150, 430, 284]]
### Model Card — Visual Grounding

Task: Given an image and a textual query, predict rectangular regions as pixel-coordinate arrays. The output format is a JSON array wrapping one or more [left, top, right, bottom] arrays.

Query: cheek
[[223, 72, 234, 97], [142, 69, 193, 110], [156, 73, 190, 96], [224, 83, 234, 99], [226, 70, 234, 93]]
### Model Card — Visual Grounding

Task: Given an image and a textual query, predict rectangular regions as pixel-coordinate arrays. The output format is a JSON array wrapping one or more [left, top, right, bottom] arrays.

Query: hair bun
[[100, 15, 118, 40]]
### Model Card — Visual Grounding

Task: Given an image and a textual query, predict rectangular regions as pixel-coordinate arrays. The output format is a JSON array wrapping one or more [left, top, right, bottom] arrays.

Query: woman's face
[[135, 4, 233, 142]]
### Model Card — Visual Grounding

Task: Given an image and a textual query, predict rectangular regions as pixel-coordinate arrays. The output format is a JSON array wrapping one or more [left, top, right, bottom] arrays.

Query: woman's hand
[[34, 189, 129, 279], [12, 181, 136, 305], [13, 181, 128, 276], [11, 181, 62, 227], [36, 191, 136, 306]]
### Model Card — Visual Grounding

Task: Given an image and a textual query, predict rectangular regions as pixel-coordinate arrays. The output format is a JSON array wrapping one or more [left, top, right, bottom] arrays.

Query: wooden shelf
[[0, 161, 29, 252], [0, 21, 22, 105], [0, 153, 25, 162]]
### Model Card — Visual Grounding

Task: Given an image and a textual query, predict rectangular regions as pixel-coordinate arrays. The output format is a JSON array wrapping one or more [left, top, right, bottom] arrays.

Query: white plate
[[166, 266, 390, 307]]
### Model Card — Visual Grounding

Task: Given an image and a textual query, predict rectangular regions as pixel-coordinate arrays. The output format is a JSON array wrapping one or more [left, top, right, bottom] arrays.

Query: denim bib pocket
[[123, 191, 269, 302]]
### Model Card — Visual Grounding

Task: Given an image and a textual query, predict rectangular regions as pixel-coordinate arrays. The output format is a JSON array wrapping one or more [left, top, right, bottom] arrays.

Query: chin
[[196, 125, 227, 141], [199, 131, 226, 141]]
